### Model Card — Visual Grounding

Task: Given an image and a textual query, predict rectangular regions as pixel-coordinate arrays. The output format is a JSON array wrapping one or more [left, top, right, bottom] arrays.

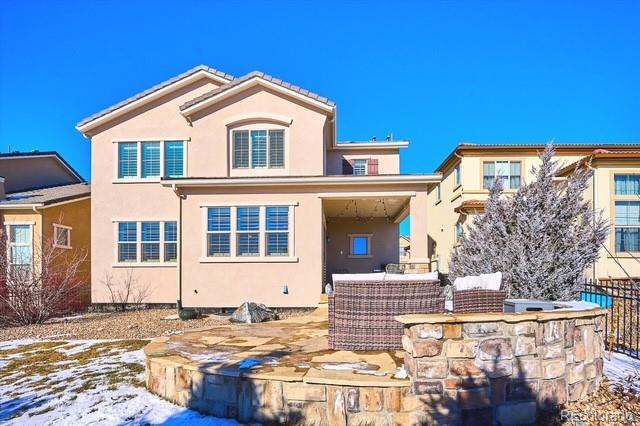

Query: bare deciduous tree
[[0, 231, 89, 325], [101, 269, 151, 312]]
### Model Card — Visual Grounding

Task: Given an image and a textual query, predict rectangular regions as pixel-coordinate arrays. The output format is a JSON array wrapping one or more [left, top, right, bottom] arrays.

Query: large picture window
[[204, 205, 293, 260], [116, 140, 186, 180], [483, 161, 521, 190], [232, 129, 285, 169], [116, 220, 178, 264]]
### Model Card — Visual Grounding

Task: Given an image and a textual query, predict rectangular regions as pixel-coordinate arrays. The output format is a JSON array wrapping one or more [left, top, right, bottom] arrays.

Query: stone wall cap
[[395, 308, 607, 325]]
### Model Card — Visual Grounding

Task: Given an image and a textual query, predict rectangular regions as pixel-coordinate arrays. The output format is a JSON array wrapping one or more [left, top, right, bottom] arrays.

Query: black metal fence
[[582, 278, 639, 360]]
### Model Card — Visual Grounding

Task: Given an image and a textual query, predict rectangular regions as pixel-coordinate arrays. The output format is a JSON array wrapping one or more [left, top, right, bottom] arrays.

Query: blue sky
[[1, 0, 638, 180]]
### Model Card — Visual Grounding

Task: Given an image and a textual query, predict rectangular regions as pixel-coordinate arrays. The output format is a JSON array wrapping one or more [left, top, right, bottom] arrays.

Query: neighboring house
[[0, 152, 91, 309], [428, 143, 640, 279], [557, 149, 640, 279], [399, 235, 410, 262], [77, 65, 440, 309]]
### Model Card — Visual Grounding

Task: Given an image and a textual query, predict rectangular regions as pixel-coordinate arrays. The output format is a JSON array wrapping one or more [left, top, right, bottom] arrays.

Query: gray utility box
[[504, 299, 559, 313]]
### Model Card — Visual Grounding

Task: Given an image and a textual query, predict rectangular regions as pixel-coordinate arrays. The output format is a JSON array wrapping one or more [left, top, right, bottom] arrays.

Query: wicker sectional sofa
[[328, 274, 445, 351]]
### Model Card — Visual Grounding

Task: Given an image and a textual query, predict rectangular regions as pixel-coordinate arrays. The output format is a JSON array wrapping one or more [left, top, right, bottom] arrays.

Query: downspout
[[172, 184, 186, 311]]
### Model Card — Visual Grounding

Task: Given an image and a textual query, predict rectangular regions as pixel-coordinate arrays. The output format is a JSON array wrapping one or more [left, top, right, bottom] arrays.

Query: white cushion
[[454, 275, 480, 290], [384, 272, 439, 282], [455, 272, 502, 291], [332, 272, 386, 283], [478, 272, 502, 291]]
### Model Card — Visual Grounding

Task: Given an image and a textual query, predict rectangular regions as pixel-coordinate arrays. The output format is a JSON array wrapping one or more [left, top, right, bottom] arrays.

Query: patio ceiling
[[322, 196, 410, 223]]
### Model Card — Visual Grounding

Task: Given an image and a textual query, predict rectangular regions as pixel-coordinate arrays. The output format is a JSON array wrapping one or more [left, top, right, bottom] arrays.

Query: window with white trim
[[232, 129, 285, 169], [237, 207, 260, 256], [7, 224, 33, 273], [204, 206, 292, 259], [53, 224, 72, 249], [483, 161, 521, 189], [615, 201, 640, 253], [353, 159, 368, 176], [116, 141, 186, 180], [349, 234, 371, 257], [266, 207, 289, 256], [117, 220, 178, 263], [454, 165, 461, 187]]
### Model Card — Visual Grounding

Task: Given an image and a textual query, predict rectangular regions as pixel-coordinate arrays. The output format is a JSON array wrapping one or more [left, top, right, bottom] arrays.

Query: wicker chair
[[452, 276, 510, 314], [329, 279, 445, 351]]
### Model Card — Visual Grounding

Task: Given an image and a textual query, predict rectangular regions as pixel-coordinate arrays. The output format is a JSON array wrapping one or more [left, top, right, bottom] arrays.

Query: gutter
[[172, 184, 186, 311]]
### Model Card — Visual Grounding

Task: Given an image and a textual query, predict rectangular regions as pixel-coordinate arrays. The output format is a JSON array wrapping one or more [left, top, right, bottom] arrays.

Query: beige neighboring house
[[77, 65, 440, 309], [0, 152, 91, 308], [427, 143, 640, 279], [399, 235, 410, 262]]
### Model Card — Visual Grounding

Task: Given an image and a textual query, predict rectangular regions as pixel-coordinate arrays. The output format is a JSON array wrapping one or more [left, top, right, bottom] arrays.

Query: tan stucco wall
[[590, 162, 640, 279], [42, 198, 91, 288], [179, 189, 323, 308], [428, 152, 593, 272], [325, 149, 400, 175], [325, 218, 399, 276]]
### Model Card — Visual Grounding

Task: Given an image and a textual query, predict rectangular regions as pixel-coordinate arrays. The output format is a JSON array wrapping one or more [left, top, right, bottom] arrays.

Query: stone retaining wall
[[399, 310, 606, 425], [145, 309, 606, 425]]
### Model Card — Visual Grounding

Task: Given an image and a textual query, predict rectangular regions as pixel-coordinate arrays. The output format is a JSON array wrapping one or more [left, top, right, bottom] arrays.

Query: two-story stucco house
[[77, 65, 440, 309], [428, 143, 640, 279]]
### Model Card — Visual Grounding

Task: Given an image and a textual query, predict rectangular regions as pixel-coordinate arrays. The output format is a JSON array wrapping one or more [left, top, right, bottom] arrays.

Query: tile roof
[[436, 142, 640, 172], [0, 183, 91, 207], [77, 65, 234, 128], [557, 149, 640, 176], [180, 71, 336, 111]]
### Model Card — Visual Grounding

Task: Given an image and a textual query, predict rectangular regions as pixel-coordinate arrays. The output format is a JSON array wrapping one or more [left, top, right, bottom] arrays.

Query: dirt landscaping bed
[[0, 308, 310, 341]]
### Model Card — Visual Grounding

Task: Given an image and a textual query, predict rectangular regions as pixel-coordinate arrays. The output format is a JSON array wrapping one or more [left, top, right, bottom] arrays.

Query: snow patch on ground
[[0, 339, 238, 425], [603, 352, 640, 394]]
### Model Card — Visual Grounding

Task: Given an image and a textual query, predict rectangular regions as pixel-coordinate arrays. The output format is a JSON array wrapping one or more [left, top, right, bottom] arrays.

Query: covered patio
[[321, 189, 431, 280]]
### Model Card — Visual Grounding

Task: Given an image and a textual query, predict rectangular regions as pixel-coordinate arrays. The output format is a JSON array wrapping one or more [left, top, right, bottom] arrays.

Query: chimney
[[0, 177, 5, 200]]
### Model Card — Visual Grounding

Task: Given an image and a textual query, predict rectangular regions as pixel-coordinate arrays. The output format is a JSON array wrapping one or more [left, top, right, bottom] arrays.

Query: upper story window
[[117, 141, 186, 180], [454, 165, 462, 187], [353, 159, 367, 176], [483, 161, 521, 190], [232, 130, 285, 169], [614, 174, 640, 195], [436, 184, 441, 202], [342, 158, 379, 176]]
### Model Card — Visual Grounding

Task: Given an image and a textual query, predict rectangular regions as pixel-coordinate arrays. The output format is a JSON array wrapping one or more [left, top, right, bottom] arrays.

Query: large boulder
[[231, 302, 278, 323]]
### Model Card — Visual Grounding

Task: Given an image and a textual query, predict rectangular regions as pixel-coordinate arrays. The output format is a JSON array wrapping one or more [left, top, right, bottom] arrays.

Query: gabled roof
[[180, 71, 336, 116], [0, 183, 90, 208], [435, 143, 640, 172], [0, 151, 85, 183], [76, 65, 234, 134], [557, 149, 640, 177]]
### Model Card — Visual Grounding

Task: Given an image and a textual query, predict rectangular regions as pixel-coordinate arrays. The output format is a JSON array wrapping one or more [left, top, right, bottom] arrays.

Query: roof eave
[[330, 141, 409, 150], [179, 76, 336, 118], [161, 174, 442, 188], [76, 68, 233, 136]]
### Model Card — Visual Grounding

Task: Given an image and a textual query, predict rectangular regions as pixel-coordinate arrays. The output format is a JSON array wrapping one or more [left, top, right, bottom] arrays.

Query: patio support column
[[409, 190, 428, 262]]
